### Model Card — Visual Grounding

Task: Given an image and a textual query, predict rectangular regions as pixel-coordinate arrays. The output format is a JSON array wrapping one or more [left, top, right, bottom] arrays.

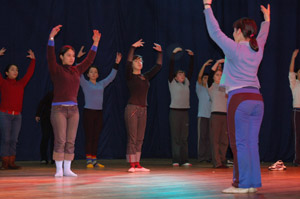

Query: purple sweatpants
[[227, 87, 263, 188]]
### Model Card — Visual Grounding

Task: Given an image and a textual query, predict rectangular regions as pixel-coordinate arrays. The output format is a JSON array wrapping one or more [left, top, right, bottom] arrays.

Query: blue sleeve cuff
[[48, 40, 54, 46], [91, 45, 97, 52]]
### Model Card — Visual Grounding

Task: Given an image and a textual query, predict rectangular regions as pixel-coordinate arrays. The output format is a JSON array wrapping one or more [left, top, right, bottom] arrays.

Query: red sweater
[[0, 59, 36, 112], [47, 43, 96, 103]]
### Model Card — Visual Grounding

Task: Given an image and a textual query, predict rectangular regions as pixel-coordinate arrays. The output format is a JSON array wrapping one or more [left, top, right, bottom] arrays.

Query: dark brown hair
[[5, 64, 18, 78], [59, 45, 75, 57], [87, 65, 99, 74], [233, 18, 258, 52]]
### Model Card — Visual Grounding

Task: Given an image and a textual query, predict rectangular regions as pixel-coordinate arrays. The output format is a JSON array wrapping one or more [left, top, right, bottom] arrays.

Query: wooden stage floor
[[0, 159, 299, 199]]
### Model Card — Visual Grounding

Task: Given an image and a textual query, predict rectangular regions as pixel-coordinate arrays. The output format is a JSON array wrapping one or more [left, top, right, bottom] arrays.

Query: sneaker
[[268, 160, 286, 171], [94, 163, 105, 168], [172, 163, 179, 166], [128, 167, 135, 173], [227, 160, 233, 165], [248, 187, 257, 193], [222, 186, 249, 194], [40, 160, 48, 164], [135, 167, 150, 172], [86, 163, 94, 168], [182, 163, 192, 166]]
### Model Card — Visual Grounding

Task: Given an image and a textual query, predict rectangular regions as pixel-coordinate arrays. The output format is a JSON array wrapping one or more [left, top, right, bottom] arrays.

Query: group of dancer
[[2, 0, 299, 194]]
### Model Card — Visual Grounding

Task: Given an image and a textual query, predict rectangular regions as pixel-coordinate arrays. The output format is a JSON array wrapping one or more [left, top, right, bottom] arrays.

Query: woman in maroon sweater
[[0, 47, 36, 170], [47, 25, 100, 177]]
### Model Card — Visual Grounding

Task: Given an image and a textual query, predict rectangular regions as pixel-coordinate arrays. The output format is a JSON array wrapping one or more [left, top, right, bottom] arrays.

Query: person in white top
[[289, 49, 300, 166]]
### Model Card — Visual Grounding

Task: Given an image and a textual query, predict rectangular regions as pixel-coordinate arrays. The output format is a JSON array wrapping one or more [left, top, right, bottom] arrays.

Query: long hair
[[233, 18, 258, 52]]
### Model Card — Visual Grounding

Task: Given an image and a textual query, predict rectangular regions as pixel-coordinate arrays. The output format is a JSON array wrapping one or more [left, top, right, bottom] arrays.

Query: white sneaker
[[222, 186, 249, 194], [172, 163, 179, 166], [63, 170, 78, 177], [182, 163, 192, 166], [135, 167, 150, 172], [248, 188, 257, 193], [268, 160, 287, 171], [128, 167, 135, 173], [54, 171, 63, 177]]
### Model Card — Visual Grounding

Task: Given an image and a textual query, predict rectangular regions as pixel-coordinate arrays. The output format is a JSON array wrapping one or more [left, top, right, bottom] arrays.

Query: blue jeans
[[0, 112, 22, 156], [50, 105, 79, 161]]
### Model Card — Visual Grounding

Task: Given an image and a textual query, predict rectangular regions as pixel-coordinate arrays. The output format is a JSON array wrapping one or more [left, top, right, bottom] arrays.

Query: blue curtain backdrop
[[0, 0, 299, 162]]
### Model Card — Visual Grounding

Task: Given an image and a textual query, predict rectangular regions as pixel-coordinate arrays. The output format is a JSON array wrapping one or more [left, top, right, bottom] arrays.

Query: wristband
[[204, 3, 211, 6]]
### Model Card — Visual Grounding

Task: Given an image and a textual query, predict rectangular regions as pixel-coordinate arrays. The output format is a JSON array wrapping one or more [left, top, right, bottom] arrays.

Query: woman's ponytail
[[249, 34, 259, 52], [233, 18, 259, 52]]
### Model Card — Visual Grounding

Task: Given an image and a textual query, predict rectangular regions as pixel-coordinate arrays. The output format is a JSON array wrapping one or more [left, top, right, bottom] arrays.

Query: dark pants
[[83, 108, 103, 156], [40, 117, 54, 161], [210, 113, 228, 167], [0, 112, 22, 156], [125, 104, 147, 163], [198, 117, 211, 162], [292, 109, 300, 164], [169, 109, 189, 164], [51, 105, 79, 161]]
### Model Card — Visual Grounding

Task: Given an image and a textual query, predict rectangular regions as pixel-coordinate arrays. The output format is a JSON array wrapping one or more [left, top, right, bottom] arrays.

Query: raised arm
[[208, 59, 224, 87], [126, 39, 144, 80], [186, 49, 194, 80], [257, 5, 271, 48], [169, 47, 182, 82], [76, 46, 86, 64], [198, 59, 213, 84], [289, 49, 299, 91], [76, 30, 101, 74], [47, 25, 62, 74], [144, 43, 163, 80], [290, 49, 299, 73], [19, 49, 36, 85], [0, 47, 6, 84], [203, 1, 237, 58], [102, 52, 122, 87]]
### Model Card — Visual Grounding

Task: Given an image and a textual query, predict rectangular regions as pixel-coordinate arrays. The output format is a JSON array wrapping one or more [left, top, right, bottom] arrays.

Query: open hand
[[77, 46, 86, 58], [204, 59, 213, 66], [115, 52, 122, 64], [26, 49, 35, 59], [217, 58, 225, 64], [92, 30, 101, 44], [153, 43, 162, 52], [132, 39, 145, 48], [49, 25, 62, 39], [173, 47, 182, 54], [35, 117, 40, 122], [203, 0, 212, 5], [0, 47, 6, 56], [261, 4, 270, 22], [185, 49, 194, 56]]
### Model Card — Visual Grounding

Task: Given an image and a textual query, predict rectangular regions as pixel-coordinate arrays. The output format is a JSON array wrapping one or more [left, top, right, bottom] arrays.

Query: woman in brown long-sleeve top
[[125, 39, 162, 173]]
